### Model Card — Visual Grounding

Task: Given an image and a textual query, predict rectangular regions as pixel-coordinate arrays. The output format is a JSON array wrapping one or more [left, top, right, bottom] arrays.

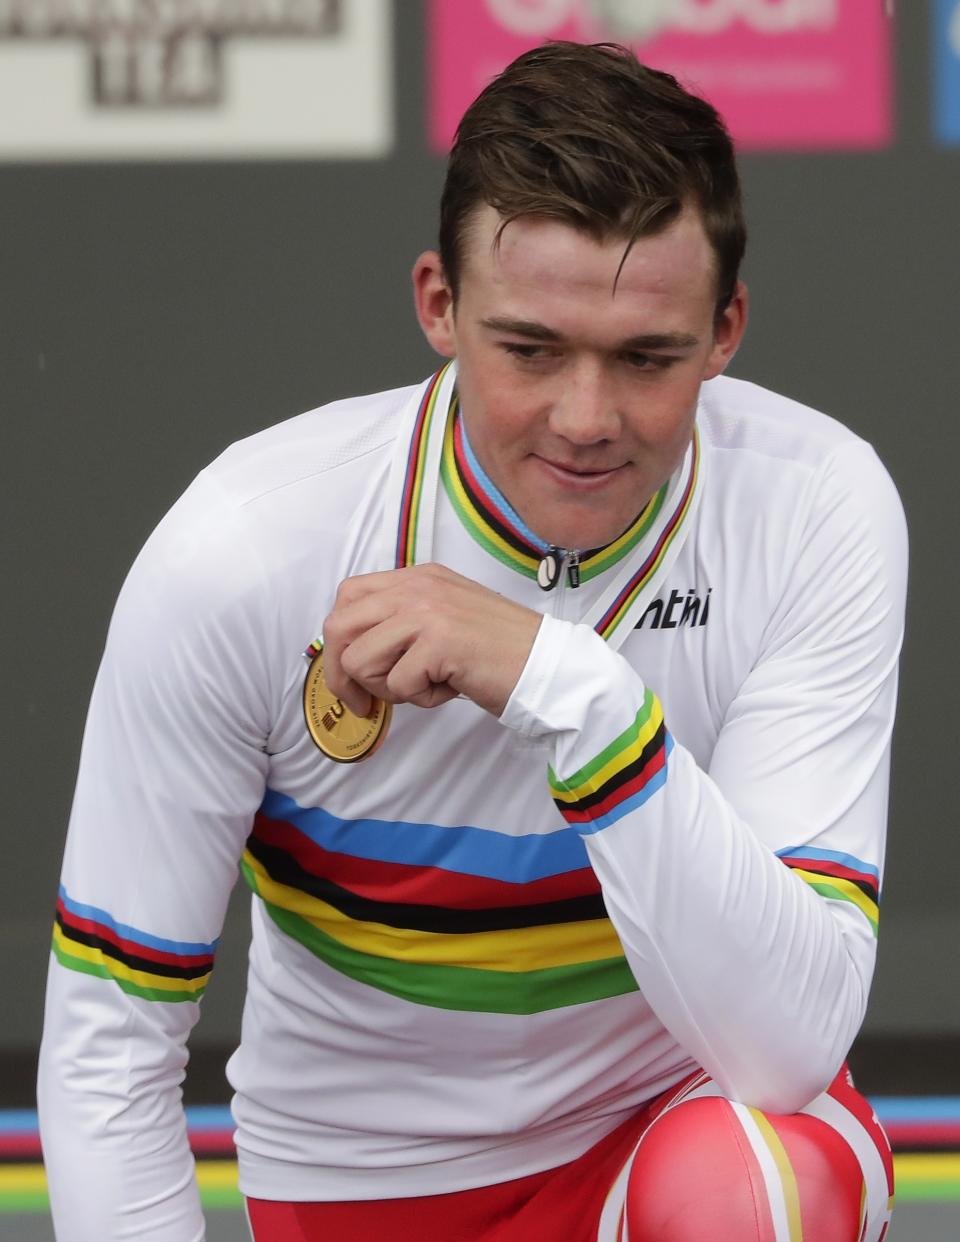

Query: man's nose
[[547, 360, 621, 444]]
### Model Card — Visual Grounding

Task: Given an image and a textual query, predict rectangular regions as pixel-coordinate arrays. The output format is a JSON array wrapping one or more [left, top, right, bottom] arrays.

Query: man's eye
[[623, 352, 674, 370], [503, 343, 549, 360]]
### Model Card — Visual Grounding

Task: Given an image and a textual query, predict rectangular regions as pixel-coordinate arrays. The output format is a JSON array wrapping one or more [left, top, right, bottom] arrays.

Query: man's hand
[[321, 564, 543, 719]]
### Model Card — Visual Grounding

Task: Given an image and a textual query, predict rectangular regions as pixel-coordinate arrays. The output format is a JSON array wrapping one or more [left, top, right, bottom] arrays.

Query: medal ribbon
[[306, 363, 455, 661], [584, 429, 703, 645], [392, 362, 457, 569]]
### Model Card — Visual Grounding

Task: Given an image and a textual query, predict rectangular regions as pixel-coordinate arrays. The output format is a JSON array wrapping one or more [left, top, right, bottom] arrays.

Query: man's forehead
[[455, 204, 719, 303], [458, 204, 626, 263], [458, 203, 715, 273]]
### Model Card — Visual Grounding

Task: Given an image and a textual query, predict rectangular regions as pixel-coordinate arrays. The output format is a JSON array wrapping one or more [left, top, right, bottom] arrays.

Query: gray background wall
[[3, 3, 957, 1096]]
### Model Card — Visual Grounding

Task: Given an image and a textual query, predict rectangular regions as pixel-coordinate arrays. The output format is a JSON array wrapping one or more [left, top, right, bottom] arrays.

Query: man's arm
[[501, 437, 907, 1112], [38, 472, 275, 1241], [323, 438, 907, 1115]]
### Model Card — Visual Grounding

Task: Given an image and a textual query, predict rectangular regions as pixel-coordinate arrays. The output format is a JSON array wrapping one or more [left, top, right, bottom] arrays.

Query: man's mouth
[[537, 456, 626, 486]]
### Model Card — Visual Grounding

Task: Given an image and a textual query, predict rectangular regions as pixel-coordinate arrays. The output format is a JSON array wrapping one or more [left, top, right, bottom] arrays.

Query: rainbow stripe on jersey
[[778, 846, 880, 936], [241, 789, 638, 1014], [51, 886, 216, 1002]]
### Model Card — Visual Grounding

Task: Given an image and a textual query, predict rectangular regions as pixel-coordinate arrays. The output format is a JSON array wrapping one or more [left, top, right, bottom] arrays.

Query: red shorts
[[246, 1064, 894, 1242]]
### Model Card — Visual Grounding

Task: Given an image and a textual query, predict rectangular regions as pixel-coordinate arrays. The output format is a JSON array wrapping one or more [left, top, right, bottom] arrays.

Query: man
[[39, 41, 905, 1242]]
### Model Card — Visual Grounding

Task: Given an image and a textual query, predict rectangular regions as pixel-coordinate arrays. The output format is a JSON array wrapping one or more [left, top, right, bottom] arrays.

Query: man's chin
[[529, 511, 636, 554], [521, 465, 650, 550]]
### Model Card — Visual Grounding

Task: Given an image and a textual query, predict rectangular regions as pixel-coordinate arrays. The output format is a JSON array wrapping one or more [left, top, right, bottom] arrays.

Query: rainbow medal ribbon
[[382, 361, 458, 571], [300, 364, 458, 761], [582, 427, 706, 652]]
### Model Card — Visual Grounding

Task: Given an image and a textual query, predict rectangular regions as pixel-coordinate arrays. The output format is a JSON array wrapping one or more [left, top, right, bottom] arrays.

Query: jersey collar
[[383, 363, 706, 648], [440, 400, 668, 585]]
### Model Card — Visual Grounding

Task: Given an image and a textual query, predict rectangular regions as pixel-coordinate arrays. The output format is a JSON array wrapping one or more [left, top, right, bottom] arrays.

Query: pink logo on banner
[[429, 0, 892, 152]]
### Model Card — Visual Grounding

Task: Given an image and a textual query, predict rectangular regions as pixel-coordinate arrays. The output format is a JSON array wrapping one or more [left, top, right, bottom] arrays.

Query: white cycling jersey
[[38, 364, 907, 1241]]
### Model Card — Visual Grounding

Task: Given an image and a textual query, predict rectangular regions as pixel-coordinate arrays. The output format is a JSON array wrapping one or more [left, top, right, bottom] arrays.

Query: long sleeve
[[38, 471, 278, 1240], [501, 438, 908, 1114]]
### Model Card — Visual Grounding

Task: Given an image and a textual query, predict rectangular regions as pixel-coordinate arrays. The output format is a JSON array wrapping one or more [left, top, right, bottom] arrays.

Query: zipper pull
[[566, 550, 581, 589], [537, 546, 563, 591]]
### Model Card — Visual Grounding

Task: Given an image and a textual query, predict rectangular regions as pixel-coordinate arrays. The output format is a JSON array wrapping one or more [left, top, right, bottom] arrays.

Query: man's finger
[[384, 640, 457, 708], [333, 565, 442, 607], [335, 677, 374, 718], [321, 587, 405, 713], [335, 617, 425, 706]]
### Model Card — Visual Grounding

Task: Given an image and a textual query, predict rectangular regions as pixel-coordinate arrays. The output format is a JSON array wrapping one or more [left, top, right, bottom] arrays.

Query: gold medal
[[302, 643, 391, 763]]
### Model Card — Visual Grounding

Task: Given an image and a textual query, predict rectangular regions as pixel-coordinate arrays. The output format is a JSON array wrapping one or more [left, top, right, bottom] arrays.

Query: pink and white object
[[429, 0, 892, 152]]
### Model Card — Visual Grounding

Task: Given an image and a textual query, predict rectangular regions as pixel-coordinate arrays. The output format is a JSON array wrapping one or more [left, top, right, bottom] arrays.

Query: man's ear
[[412, 250, 457, 358], [703, 281, 749, 381]]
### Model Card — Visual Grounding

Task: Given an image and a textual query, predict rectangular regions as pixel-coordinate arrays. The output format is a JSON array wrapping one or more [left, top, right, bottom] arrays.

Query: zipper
[[537, 547, 582, 592], [537, 547, 582, 621], [536, 546, 563, 591]]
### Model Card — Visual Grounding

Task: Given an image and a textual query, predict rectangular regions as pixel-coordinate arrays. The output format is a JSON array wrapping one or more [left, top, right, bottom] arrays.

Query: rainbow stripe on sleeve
[[548, 689, 672, 833], [777, 847, 880, 937], [51, 887, 217, 1003], [240, 791, 639, 1015]]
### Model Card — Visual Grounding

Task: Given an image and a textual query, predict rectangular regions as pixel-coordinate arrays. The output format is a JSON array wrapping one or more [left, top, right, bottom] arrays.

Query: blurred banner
[[935, 0, 960, 143], [429, 0, 892, 152], [0, 0, 392, 160]]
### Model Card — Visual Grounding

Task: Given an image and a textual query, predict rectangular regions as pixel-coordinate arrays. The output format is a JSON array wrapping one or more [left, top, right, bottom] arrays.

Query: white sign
[[0, 0, 392, 160], [488, 0, 837, 37]]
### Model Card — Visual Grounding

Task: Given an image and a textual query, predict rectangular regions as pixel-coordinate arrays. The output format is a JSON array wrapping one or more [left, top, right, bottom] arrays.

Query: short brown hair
[[439, 41, 746, 314]]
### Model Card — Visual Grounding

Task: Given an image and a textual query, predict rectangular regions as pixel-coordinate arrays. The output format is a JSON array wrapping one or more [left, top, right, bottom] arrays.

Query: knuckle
[[335, 577, 359, 605], [337, 646, 360, 680]]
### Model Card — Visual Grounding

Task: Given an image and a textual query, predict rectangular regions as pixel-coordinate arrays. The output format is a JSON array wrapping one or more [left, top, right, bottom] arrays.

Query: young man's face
[[414, 204, 747, 551]]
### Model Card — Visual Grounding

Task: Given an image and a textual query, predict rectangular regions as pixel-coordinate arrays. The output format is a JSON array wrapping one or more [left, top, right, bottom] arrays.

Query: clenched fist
[[321, 564, 543, 718]]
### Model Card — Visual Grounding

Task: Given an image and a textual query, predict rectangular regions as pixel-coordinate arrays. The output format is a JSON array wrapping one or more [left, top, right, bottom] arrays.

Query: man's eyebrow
[[621, 332, 701, 350], [479, 317, 563, 341], [479, 317, 700, 351]]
